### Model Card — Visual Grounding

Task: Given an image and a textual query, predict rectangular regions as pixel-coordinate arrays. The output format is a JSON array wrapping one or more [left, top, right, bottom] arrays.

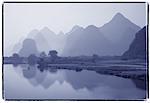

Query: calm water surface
[[4, 65, 146, 100]]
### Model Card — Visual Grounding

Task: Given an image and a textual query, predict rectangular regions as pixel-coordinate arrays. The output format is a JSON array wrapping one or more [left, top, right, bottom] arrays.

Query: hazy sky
[[4, 3, 147, 53]]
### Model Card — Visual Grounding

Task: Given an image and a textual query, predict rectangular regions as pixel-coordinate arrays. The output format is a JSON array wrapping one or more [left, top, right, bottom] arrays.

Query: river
[[3, 64, 146, 100]]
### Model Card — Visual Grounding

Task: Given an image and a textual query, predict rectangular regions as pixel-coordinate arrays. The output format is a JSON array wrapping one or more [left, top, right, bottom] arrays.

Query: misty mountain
[[11, 30, 39, 55], [100, 13, 141, 55], [39, 27, 56, 48], [56, 31, 66, 54], [19, 39, 39, 57], [13, 12, 142, 57], [40, 27, 66, 54], [16, 27, 66, 56], [5, 36, 25, 56], [33, 32, 50, 53], [12, 42, 22, 54], [62, 13, 141, 56], [122, 26, 147, 59], [11, 29, 45, 56], [27, 29, 50, 53], [62, 25, 112, 56], [27, 29, 39, 39]]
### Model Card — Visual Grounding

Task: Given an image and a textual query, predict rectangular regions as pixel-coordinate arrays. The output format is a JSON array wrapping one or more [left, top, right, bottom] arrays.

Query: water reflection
[[12, 63, 19, 67], [4, 64, 146, 99], [20, 65, 146, 91], [21, 65, 102, 90], [23, 66, 36, 79], [131, 79, 146, 90]]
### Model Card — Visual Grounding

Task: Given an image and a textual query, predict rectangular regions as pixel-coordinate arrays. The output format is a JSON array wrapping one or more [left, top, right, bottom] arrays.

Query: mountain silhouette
[[19, 38, 39, 57], [15, 27, 66, 56], [122, 26, 147, 59], [62, 13, 141, 56], [27, 29, 39, 39], [34, 32, 50, 53], [100, 13, 140, 42], [39, 27, 66, 54], [26, 29, 50, 53], [99, 12, 141, 55], [9, 37, 25, 56], [13, 13, 143, 57], [40, 27, 57, 47], [12, 29, 49, 55], [63, 25, 112, 56]]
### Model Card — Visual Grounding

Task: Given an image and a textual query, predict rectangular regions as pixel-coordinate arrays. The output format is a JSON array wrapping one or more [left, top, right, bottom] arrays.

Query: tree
[[48, 50, 58, 63], [12, 53, 20, 58], [27, 54, 37, 65], [40, 51, 47, 58], [48, 50, 58, 58]]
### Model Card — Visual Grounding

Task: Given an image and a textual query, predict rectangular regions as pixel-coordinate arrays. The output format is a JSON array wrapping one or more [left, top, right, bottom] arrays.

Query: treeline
[[3, 50, 103, 65]]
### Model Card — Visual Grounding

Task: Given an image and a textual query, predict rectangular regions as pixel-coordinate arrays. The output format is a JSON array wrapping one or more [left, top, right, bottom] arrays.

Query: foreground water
[[4, 65, 146, 100]]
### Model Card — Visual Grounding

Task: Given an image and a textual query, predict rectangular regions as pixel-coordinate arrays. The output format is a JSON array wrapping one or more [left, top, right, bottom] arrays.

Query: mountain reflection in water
[[4, 64, 146, 100]]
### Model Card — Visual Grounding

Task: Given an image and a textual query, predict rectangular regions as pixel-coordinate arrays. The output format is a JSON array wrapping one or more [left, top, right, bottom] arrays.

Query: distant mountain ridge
[[99, 13, 141, 55], [62, 25, 112, 56], [12, 12, 143, 57], [63, 13, 141, 56], [100, 13, 140, 41], [26, 29, 50, 53]]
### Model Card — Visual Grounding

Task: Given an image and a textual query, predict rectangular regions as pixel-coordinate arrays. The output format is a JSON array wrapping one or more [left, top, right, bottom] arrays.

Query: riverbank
[[4, 57, 147, 82]]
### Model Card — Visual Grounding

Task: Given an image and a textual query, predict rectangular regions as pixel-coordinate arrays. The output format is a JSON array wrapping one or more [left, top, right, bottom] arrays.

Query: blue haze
[[4, 3, 147, 56]]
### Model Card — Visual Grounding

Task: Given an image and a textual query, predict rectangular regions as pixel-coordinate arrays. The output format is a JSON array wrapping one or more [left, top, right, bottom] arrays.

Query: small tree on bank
[[12, 53, 20, 58], [40, 51, 47, 58], [48, 50, 58, 63]]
